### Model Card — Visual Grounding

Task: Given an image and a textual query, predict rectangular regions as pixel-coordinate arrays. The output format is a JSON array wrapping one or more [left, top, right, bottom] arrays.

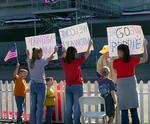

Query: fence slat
[[54, 81, 59, 122], [5, 81, 9, 120], [11, 81, 15, 120], [60, 81, 65, 122], [139, 81, 144, 124], [148, 81, 150, 124], [94, 81, 99, 123], [87, 81, 91, 124]]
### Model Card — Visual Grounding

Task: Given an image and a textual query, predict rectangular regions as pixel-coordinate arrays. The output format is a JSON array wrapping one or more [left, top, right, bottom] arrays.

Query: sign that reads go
[[107, 25, 145, 57]]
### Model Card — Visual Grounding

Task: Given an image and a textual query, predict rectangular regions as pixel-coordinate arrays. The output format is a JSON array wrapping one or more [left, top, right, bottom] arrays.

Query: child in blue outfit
[[97, 66, 117, 124]]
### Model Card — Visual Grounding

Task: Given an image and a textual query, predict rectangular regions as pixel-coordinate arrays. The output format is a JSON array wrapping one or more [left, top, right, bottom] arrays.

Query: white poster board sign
[[107, 25, 144, 57], [59, 22, 93, 53], [25, 33, 58, 60]]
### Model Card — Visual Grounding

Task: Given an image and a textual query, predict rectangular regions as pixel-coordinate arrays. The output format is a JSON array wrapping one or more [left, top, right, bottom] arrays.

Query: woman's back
[[62, 56, 86, 85], [113, 57, 140, 78], [30, 59, 48, 83]]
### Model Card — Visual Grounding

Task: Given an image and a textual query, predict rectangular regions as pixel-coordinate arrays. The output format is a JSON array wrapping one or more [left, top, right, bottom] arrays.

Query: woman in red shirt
[[62, 40, 93, 124], [113, 40, 148, 124]]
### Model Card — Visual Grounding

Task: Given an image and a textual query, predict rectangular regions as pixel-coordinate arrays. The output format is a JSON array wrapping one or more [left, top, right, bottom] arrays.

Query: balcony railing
[[0, 0, 31, 8]]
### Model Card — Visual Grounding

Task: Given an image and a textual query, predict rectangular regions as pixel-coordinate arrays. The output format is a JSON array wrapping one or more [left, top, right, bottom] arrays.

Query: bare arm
[[47, 46, 58, 61], [13, 63, 20, 78], [84, 39, 93, 59], [111, 90, 117, 104], [26, 50, 31, 70], [62, 47, 66, 58], [140, 39, 148, 64]]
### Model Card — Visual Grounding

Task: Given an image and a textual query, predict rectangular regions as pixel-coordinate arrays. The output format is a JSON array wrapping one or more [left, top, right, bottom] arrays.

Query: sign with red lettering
[[25, 33, 58, 59], [59, 22, 93, 53], [107, 25, 144, 57]]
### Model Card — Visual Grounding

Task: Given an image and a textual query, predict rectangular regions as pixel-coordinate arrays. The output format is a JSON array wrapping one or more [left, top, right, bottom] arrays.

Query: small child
[[13, 63, 28, 124], [45, 77, 56, 124], [97, 66, 117, 124]]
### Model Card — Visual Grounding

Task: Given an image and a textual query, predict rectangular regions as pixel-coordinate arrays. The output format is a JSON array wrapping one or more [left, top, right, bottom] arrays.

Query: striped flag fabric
[[4, 44, 18, 62]]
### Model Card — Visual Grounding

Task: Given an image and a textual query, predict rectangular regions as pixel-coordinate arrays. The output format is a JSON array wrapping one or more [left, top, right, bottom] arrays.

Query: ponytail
[[30, 48, 42, 68]]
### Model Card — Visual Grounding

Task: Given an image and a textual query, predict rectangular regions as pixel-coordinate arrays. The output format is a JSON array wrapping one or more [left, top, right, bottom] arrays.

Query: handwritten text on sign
[[107, 25, 144, 57], [59, 22, 93, 53], [25, 33, 58, 59]]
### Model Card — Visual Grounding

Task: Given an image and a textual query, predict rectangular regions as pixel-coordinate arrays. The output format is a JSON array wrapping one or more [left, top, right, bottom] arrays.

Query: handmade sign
[[25, 33, 58, 59], [107, 25, 144, 57], [59, 22, 93, 53]]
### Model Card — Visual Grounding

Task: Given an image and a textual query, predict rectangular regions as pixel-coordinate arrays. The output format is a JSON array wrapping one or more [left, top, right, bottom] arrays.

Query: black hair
[[64, 46, 77, 63], [117, 44, 131, 63]]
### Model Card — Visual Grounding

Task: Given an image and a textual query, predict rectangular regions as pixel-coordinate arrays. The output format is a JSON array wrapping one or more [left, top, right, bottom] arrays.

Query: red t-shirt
[[113, 57, 140, 78], [62, 56, 86, 85]]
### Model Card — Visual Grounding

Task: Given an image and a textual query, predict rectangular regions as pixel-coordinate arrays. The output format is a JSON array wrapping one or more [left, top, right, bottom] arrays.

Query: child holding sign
[[26, 47, 58, 124], [61, 40, 93, 124]]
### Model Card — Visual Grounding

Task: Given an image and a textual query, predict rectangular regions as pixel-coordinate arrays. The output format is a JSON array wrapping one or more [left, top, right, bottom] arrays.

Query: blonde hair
[[100, 66, 110, 74]]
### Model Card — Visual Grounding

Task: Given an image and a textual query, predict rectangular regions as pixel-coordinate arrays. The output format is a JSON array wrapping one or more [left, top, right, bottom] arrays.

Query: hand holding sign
[[107, 25, 145, 57], [143, 39, 148, 47], [59, 22, 94, 53]]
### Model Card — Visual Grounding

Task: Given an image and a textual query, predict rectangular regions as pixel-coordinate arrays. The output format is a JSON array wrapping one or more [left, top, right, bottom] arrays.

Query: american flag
[[4, 44, 18, 62]]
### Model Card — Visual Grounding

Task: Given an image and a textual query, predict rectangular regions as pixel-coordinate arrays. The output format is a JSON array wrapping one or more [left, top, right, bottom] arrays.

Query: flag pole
[[14, 43, 19, 63]]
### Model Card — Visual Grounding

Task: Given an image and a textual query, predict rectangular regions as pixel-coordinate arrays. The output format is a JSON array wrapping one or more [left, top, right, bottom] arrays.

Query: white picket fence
[[0, 80, 150, 124]]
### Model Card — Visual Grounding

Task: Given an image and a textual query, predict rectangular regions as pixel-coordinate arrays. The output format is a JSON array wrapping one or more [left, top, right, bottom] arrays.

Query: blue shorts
[[104, 94, 115, 117]]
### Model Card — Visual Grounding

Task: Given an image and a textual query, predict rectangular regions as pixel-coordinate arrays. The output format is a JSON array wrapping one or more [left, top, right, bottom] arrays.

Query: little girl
[[26, 47, 57, 124], [45, 77, 56, 124]]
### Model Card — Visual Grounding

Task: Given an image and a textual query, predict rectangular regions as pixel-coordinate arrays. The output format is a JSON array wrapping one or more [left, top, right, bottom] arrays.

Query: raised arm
[[47, 46, 58, 61], [26, 49, 31, 70], [140, 39, 148, 64], [13, 63, 20, 78], [62, 46, 66, 58], [84, 39, 93, 59]]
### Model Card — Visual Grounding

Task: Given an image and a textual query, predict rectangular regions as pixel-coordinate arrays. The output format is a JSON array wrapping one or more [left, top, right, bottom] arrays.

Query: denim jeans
[[30, 81, 46, 124], [121, 108, 140, 124], [45, 105, 53, 124], [65, 85, 83, 124], [15, 96, 25, 123]]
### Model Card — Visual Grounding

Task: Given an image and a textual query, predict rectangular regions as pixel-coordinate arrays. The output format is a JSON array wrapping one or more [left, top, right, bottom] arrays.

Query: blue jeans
[[121, 108, 140, 124], [15, 96, 25, 123], [65, 85, 83, 124], [45, 105, 53, 124], [30, 81, 46, 124]]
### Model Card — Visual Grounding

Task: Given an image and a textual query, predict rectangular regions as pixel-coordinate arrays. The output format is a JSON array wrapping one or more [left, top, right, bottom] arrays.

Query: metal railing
[[32, 0, 75, 12], [78, 0, 122, 17]]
